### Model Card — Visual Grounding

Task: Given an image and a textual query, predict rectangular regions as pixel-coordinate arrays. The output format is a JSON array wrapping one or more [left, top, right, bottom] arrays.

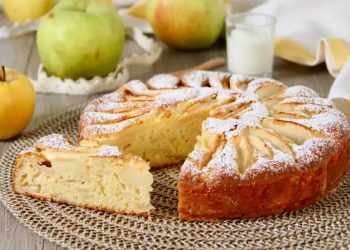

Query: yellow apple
[[94, 0, 113, 3], [3, 0, 56, 24], [128, 0, 148, 19], [0, 66, 35, 140], [147, 0, 225, 50]]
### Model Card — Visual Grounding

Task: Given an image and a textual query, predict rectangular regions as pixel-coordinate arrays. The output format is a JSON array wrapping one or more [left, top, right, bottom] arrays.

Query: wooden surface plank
[[0, 21, 335, 250], [0, 32, 47, 250]]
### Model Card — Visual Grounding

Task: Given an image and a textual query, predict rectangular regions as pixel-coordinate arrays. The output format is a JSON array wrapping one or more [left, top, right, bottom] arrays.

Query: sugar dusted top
[[78, 70, 350, 181], [35, 134, 77, 151], [23, 133, 130, 160], [93, 145, 124, 157]]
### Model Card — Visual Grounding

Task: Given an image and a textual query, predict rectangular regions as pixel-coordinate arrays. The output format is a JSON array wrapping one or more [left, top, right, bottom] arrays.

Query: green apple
[[147, 0, 225, 50], [37, 0, 125, 80]]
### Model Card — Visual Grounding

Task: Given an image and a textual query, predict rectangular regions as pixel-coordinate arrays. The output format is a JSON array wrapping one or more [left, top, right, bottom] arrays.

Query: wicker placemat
[[1, 105, 350, 249]]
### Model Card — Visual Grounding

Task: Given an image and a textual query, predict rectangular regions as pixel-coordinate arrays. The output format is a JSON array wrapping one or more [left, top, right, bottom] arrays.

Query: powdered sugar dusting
[[99, 91, 124, 103], [273, 150, 295, 164], [180, 159, 201, 177], [229, 74, 255, 90], [81, 112, 128, 125], [84, 92, 124, 112], [35, 134, 77, 151], [93, 145, 124, 157], [240, 102, 269, 121], [203, 143, 239, 178], [293, 138, 338, 166], [77, 71, 350, 183], [281, 97, 335, 107], [96, 101, 149, 112], [284, 86, 319, 98], [216, 89, 237, 101], [207, 72, 231, 89], [241, 91, 259, 101], [152, 88, 199, 107], [246, 78, 284, 92], [82, 116, 141, 137], [181, 71, 208, 88], [152, 87, 217, 108], [181, 71, 235, 89], [295, 104, 328, 114], [243, 157, 288, 178], [241, 146, 294, 179], [203, 118, 238, 134], [204, 101, 268, 136], [123, 80, 150, 95], [147, 74, 180, 89], [281, 108, 350, 138], [19, 147, 39, 155], [188, 149, 205, 163]]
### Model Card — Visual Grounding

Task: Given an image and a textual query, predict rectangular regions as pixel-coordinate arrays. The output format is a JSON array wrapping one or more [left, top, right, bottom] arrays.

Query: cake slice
[[13, 134, 153, 215], [79, 75, 235, 168]]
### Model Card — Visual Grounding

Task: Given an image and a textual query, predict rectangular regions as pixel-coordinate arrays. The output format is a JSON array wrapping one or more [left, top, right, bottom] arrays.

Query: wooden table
[[0, 20, 334, 250]]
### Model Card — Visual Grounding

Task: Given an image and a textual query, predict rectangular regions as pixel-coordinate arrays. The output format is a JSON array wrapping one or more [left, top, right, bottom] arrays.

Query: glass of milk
[[226, 13, 276, 77]]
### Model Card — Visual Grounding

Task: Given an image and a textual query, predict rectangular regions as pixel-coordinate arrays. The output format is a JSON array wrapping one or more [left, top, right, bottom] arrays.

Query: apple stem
[[0, 66, 5, 82]]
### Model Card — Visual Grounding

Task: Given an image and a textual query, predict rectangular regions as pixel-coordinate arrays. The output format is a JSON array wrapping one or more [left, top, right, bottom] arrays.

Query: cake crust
[[178, 138, 350, 221]]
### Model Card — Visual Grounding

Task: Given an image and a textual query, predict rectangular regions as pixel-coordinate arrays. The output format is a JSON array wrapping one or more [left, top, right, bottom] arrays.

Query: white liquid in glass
[[226, 14, 276, 77]]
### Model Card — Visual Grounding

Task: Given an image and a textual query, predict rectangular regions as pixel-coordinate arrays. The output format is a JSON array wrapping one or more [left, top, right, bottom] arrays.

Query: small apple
[[147, 0, 225, 50], [3, 0, 56, 24], [0, 66, 35, 140], [36, 0, 125, 80], [128, 0, 148, 19]]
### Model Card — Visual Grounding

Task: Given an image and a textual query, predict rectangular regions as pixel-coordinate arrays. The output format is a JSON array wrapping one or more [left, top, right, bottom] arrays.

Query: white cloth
[[329, 58, 350, 119], [249, 0, 350, 52], [233, 0, 350, 53]]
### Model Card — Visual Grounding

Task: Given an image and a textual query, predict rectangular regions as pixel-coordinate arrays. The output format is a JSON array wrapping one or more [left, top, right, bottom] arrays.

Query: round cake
[[79, 70, 350, 220]]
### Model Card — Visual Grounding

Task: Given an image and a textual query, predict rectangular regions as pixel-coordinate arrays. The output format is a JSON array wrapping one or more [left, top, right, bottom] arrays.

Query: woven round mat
[[1, 105, 350, 249]]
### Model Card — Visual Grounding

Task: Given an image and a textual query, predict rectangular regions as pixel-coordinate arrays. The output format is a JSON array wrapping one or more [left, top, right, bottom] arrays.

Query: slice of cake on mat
[[14, 134, 153, 216]]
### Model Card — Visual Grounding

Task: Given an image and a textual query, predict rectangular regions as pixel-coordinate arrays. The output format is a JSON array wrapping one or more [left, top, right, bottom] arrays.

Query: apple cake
[[15, 70, 350, 220], [79, 70, 350, 220], [14, 134, 153, 215]]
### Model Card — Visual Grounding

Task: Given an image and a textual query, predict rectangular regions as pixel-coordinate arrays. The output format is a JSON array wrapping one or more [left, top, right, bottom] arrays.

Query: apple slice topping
[[249, 128, 294, 157], [98, 101, 150, 113], [210, 101, 252, 119], [247, 134, 273, 159], [120, 80, 159, 97], [207, 72, 231, 89], [248, 81, 286, 99], [233, 133, 255, 173], [229, 75, 255, 91], [262, 118, 319, 145], [261, 97, 284, 108], [80, 111, 148, 126], [181, 71, 209, 88], [180, 71, 232, 89], [280, 97, 334, 107], [272, 111, 310, 119], [193, 133, 223, 168], [270, 103, 301, 113], [183, 99, 217, 115]]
